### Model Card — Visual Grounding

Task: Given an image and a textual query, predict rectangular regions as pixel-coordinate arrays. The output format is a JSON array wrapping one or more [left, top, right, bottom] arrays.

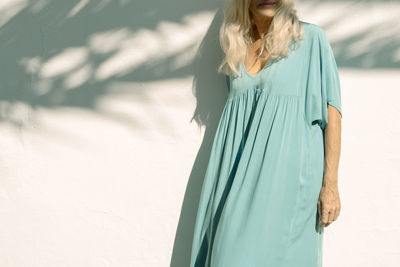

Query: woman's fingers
[[318, 184, 341, 228], [319, 203, 339, 227], [328, 208, 335, 223], [320, 206, 330, 226]]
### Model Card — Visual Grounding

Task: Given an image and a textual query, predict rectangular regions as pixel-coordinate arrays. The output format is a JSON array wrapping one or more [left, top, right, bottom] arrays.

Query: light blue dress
[[190, 21, 342, 267]]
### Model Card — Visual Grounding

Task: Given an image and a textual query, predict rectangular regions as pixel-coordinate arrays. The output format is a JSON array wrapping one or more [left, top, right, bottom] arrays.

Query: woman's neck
[[251, 16, 273, 40]]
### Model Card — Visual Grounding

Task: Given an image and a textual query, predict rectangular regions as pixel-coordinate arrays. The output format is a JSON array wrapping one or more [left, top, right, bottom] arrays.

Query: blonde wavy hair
[[218, 0, 304, 76]]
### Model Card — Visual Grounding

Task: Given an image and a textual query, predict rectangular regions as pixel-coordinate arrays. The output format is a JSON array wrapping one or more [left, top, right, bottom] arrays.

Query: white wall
[[0, 1, 399, 267]]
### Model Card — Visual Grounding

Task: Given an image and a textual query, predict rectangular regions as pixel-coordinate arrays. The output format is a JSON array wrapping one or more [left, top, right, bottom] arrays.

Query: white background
[[0, 0, 399, 266]]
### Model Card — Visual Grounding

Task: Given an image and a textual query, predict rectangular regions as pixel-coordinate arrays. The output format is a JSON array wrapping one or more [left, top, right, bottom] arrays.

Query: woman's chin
[[255, 10, 276, 18]]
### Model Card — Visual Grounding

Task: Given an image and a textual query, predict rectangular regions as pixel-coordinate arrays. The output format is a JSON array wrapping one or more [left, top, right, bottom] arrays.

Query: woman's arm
[[318, 104, 342, 227]]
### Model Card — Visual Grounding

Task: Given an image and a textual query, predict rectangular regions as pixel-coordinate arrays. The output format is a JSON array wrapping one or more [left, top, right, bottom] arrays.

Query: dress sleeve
[[306, 27, 342, 130]]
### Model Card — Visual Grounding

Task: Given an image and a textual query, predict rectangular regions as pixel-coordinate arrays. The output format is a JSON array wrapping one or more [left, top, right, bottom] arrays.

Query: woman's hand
[[318, 182, 341, 227]]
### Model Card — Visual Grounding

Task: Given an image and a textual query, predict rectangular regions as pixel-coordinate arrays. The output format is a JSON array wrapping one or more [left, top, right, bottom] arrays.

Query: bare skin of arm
[[318, 104, 342, 227]]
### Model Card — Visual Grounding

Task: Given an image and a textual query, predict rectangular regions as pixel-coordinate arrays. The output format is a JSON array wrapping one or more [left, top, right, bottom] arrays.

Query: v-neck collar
[[241, 59, 275, 78]]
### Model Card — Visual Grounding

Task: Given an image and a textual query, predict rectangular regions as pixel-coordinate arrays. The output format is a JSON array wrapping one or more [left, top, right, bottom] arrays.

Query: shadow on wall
[[1, 0, 400, 128], [170, 8, 228, 267], [0, 0, 221, 128], [1, 1, 226, 266], [301, 0, 400, 69]]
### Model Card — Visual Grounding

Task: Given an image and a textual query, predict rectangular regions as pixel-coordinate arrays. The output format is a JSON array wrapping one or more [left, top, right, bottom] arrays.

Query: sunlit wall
[[0, 1, 399, 267]]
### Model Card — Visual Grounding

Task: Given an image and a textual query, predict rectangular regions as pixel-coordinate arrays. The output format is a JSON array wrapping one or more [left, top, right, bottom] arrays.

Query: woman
[[190, 0, 342, 266]]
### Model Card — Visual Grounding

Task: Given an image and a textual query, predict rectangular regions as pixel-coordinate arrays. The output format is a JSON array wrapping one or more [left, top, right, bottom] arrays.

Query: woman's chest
[[230, 44, 307, 97]]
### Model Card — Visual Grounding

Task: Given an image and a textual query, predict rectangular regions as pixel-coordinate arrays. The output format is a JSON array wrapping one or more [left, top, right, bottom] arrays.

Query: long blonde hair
[[218, 0, 304, 76]]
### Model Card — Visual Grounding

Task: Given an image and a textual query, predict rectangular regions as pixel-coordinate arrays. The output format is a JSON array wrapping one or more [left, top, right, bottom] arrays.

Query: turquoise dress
[[190, 21, 342, 267]]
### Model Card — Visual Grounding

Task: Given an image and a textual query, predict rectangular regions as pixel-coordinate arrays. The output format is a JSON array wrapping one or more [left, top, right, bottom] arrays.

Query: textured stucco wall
[[1, 1, 399, 267]]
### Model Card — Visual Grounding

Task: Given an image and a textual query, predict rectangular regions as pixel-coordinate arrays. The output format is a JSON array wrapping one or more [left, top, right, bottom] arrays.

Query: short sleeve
[[306, 26, 342, 130]]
